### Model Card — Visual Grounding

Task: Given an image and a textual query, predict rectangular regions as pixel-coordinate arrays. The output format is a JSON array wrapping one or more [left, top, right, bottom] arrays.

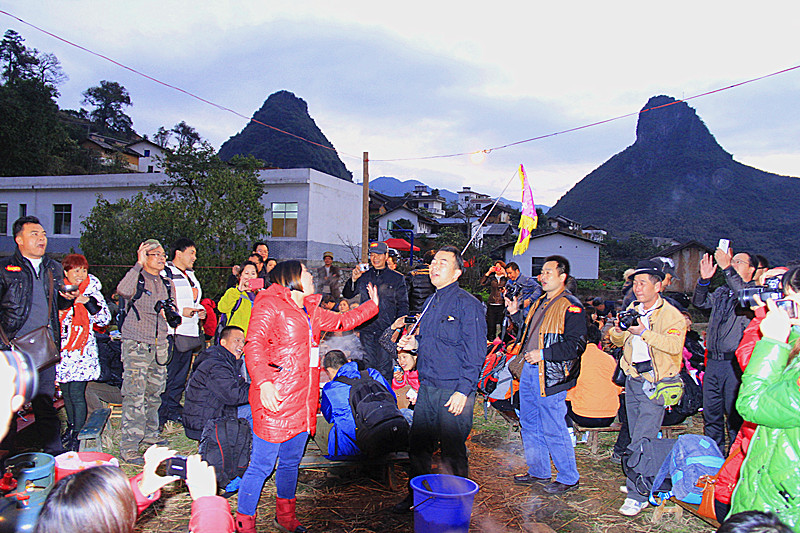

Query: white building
[[499, 230, 601, 279], [0, 169, 362, 262], [376, 205, 434, 241], [127, 139, 166, 173]]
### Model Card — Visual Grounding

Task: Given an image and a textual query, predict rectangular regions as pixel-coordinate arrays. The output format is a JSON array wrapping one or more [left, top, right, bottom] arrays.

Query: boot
[[235, 512, 256, 533], [274, 497, 307, 533], [68, 430, 81, 452], [60, 423, 74, 449]]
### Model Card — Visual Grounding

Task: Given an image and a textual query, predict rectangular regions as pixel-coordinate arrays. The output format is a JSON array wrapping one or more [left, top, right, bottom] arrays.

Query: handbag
[[0, 272, 60, 370], [611, 348, 627, 386], [696, 445, 741, 521], [173, 332, 204, 353]]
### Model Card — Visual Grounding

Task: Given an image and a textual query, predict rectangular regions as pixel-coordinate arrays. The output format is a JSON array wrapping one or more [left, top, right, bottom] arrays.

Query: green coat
[[731, 328, 800, 530]]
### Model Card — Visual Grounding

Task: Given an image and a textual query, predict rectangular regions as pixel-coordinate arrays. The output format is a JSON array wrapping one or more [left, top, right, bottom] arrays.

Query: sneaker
[[619, 497, 649, 516], [619, 485, 628, 494], [392, 494, 413, 514]]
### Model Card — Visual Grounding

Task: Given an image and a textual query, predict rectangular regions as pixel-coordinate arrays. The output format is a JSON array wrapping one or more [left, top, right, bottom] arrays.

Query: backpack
[[670, 368, 703, 418], [649, 434, 724, 505], [334, 370, 409, 456], [477, 342, 508, 397], [622, 437, 677, 497], [214, 296, 245, 344], [117, 272, 173, 333], [198, 416, 252, 488]]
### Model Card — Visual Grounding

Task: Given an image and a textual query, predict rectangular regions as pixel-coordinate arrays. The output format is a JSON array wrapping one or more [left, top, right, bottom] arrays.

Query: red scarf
[[60, 276, 91, 353]]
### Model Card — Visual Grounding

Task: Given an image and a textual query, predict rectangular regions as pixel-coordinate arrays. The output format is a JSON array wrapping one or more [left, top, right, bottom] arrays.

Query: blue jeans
[[237, 431, 308, 515], [519, 363, 579, 485], [237, 404, 253, 429]]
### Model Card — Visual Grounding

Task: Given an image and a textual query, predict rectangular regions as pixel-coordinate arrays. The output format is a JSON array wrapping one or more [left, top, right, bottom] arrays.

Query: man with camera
[[343, 241, 408, 382], [610, 260, 686, 516], [0, 216, 71, 455], [116, 239, 178, 464], [158, 237, 206, 429], [505, 262, 542, 317], [692, 247, 757, 452]]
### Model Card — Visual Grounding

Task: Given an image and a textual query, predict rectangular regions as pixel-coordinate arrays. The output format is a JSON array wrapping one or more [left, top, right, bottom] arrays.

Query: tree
[[81, 143, 269, 298], [171, 121, 201, 149], [153, 126, 171, 148], [82, 80, 134, 138], [390, 218, 413, 239], [0, 30, 37, 83]]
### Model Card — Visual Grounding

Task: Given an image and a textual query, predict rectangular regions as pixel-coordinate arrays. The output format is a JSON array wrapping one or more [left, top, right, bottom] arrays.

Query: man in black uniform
[[393, 246, 486, 511], [342, 241, 408, 382]]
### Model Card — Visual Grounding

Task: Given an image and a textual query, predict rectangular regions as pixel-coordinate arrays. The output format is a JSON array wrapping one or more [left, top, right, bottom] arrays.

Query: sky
[[3, 1, 800, 206]]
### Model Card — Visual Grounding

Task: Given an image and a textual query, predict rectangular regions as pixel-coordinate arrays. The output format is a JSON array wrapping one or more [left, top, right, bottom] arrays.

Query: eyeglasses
[[147, 252, 166, 258]]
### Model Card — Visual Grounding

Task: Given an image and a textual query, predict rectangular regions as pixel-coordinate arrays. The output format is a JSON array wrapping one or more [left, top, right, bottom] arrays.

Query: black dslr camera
[[505, 283, 522, 301], [154, 300, 182, 329], [617, 309, 641, 331], [737, 275, 783, 307]]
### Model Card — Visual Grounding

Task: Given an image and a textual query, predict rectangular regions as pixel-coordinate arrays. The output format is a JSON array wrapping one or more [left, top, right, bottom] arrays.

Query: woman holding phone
[[235, 261, 379, 533], [217, 261, 260, 337]]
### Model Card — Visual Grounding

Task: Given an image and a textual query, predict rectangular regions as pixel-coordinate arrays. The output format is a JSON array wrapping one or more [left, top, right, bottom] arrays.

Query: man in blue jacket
[[393, 246, 487, 512], [320, 349, 394, 458]]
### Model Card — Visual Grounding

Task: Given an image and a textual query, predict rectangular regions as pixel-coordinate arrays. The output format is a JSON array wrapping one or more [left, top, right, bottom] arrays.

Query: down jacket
[[246, 282, 378, 443], [731, 330, 800, 530]]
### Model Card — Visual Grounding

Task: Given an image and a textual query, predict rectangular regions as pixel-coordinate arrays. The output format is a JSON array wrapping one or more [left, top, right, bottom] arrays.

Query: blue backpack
[[649, 434, 724, 505]]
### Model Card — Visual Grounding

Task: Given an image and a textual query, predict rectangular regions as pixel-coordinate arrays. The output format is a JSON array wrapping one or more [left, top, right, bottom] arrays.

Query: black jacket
[[406, 265, 435, 314], [416, 282, 487, 396], [183, 344, 250, 440], [342, 266, 408, 332], [0, 248, 62, 348], [692, 266, 754, 358]]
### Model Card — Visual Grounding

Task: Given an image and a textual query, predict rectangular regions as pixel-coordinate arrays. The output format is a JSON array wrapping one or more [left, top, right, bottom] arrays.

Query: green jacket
[[731, 328, 800, 530]]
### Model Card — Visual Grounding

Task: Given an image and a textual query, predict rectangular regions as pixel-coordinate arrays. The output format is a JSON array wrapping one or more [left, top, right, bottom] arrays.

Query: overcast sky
[[4, 1, 800, 205]]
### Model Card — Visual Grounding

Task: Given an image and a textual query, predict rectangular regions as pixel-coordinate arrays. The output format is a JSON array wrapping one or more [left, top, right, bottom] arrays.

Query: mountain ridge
[[548, 95, 799, 264]]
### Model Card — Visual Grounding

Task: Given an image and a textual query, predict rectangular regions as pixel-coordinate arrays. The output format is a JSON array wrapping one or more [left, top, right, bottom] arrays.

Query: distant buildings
[[80, 134, 166, 173], [0, 169, 361, 261]]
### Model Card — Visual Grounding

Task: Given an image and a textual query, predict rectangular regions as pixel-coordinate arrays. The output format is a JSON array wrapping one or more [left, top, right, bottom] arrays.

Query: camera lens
[[2, 348, 39, 403]]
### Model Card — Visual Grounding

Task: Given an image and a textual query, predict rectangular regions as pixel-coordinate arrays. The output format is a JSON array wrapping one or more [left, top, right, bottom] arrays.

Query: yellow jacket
[[610, 296, 686, 383]]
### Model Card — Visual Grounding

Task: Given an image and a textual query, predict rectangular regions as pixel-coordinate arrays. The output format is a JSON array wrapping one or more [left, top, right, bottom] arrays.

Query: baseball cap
[[368, 242, 388, 254], [323, 251, 334, 259]]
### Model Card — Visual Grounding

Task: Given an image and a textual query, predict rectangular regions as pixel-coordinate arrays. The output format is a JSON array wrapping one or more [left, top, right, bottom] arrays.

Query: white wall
[[503, 233, 600, 279]]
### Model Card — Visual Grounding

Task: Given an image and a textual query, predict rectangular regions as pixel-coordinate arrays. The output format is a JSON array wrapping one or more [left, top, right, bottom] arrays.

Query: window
[[54, 204, 72, 234], [19, 204, 27, 217], [271, 202, 298, 238], [0, 204, 7, 235], [531, 256, 546, 276], [143, 149, 151, 157], [147, 165, 154, 173]]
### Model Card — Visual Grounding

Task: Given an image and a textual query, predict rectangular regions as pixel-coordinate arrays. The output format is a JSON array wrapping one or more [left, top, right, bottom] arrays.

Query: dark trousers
[[158, 338, 194, 426], [409, 384, 475, 483], [703, 358, 743, 453], [61, 381, 88, 432], [359, 329, 392, 383], [485, 304, 505, 341], [613, 392, 687, 456], [85, 381, 123, 412], [565, 401, 615, 428]]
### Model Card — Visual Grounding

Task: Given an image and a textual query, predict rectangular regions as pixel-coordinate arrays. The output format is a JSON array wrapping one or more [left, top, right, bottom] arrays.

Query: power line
[[0, 9, 362, 161]]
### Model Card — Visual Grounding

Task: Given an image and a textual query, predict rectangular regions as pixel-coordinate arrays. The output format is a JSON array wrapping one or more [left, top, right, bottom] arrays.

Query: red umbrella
[[384, 238, 420, 252]]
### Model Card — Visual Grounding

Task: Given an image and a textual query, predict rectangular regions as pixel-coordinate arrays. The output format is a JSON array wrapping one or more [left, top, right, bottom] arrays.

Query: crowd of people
[[1, 213, 799, 532]]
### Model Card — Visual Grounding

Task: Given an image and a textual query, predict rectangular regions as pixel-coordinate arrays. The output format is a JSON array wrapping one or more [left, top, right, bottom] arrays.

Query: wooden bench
[[77, 408, 111, 452], [574, 423, 688, 455], [652, 497, 720, 529]]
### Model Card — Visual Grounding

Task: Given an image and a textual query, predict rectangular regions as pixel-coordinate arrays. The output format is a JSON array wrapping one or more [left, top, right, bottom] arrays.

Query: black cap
[[629, 260, 666, 281], [368, 241, 388, 254]]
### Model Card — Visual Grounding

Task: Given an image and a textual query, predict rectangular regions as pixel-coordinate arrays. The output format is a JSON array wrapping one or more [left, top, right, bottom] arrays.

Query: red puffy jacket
[[245, 283, 378, 443]]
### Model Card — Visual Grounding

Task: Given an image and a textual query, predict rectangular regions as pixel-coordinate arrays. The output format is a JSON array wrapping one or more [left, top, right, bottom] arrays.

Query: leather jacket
[[0, 248, 62, 348]]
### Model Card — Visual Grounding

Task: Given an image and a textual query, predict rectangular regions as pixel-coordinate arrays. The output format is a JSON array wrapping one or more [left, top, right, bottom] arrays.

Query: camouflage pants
[[119, 339, 168, 457]]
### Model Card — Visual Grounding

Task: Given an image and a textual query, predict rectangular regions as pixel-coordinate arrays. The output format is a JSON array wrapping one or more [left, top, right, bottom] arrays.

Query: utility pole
[[361, 152, 369, 263]]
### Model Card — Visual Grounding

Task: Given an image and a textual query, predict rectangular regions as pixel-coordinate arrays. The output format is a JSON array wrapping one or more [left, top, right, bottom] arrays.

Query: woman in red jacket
[[235, 261, 379, 533]]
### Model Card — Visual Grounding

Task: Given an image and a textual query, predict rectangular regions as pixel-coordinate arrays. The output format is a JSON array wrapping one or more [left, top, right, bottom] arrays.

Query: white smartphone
[[717, 239, 730, 253]]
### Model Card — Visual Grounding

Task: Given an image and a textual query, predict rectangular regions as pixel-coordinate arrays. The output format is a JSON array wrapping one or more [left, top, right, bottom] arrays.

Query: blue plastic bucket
[[410, 474, 479, 533]]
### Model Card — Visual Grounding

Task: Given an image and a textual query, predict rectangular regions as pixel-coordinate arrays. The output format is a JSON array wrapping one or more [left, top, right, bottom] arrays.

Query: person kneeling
[[183, 326, 250, 440], [321, 349, 400, 458]]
